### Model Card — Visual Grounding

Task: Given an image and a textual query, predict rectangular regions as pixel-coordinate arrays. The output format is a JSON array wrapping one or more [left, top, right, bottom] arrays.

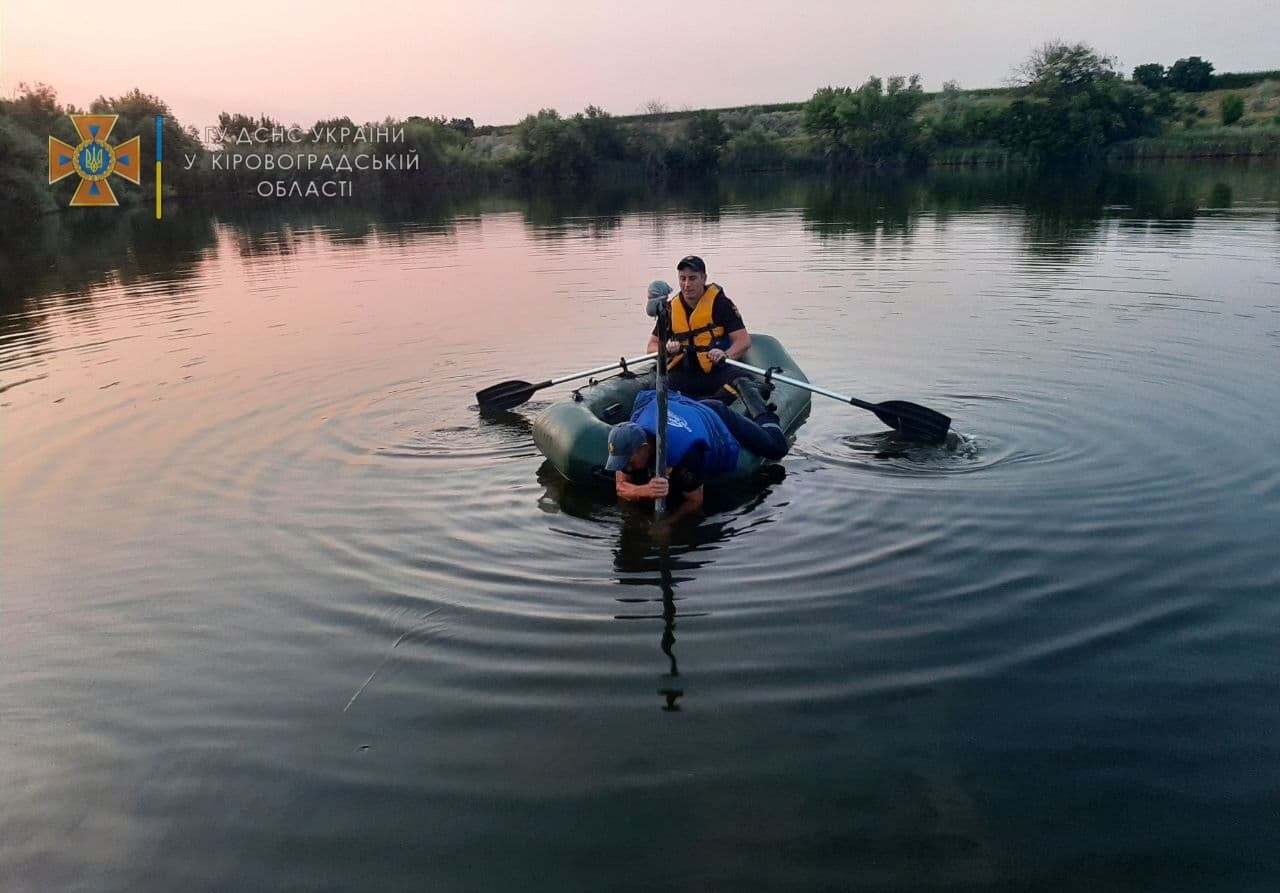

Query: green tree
[[0, 114, 54, 219], [1167, 56, 1215, 92], [673, 110, 728, 173], [2, 81, 64, 133], [307, 116, 357, 142], [513, 108, 594, 182], [803, 75, 926, 166], [398, 116, 466, 169], [1132, 63, 1166, 90], [924, 97, 1006, 149], [444, 117, 474, 136], [626, 127, 668, 177], [90, 89, 205, 195], [577, 105, 628, 162], [1014, 42, 1116, 96], [1220, 94, 1245, 125], [216, 111, 281, 143], [998, 42, 1168, 162]]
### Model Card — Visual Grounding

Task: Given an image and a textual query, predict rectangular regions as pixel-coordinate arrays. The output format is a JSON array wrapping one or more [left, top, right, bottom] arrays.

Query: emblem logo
[[48, 114, 141, 207]]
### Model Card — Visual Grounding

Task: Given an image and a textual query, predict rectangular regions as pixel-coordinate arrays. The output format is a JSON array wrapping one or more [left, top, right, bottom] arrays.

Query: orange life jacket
[[667, 284, 725, 373]]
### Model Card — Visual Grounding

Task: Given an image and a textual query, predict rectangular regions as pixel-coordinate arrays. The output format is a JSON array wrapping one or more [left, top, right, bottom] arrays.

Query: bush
[[0, 115, 55, 219], [1212, 70, 1280, 89], [720, 107, 758, 133], [577, 105, 628, 162], [510, 105, 638, 181], [924, 95, 1007, 148], [721, 125, 786, 171], [1133, 63, 1166, 90], [665, 110, 728, 174], [444, 117, 474, 136], [626, 128, 668, 176], [398, 117, 467, 169], [1168, 56, 1215, 92], [512, 109, 594, 182], [1221, 94, 1245, 126], [753, 111, 801, 137], [803, 75, 927, 166], [717, 107, 800, 138]]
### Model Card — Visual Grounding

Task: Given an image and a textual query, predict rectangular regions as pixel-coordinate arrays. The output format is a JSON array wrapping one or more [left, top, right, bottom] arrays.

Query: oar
[[724, 358, 951, 444], [476, 353, 657, 413]]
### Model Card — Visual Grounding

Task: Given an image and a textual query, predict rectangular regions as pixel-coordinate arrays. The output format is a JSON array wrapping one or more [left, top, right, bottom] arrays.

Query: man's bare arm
[[726, 328, 751, 359], [616, 472, 666, 501]]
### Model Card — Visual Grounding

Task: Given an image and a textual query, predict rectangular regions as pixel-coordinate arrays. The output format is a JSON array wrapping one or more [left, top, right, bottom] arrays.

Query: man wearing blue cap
[[606, 377, 789, 517], [647, 255, 751, 403]]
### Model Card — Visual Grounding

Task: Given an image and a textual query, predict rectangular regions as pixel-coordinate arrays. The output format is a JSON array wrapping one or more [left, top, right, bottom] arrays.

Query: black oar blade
[[475, 379, 536, 413], [872, 400, 952, 444]]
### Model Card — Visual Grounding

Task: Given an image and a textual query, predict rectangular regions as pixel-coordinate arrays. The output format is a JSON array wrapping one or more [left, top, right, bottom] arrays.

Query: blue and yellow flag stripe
[[155, 115, 164, 220]]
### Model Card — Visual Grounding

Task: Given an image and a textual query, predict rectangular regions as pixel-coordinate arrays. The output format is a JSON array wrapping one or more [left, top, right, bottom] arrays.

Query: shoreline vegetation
[[3, 42, 1279, 220]]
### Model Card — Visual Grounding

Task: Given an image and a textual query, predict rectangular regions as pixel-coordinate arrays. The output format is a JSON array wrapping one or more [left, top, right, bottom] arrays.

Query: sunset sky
[[4, 0, 1278, 128]]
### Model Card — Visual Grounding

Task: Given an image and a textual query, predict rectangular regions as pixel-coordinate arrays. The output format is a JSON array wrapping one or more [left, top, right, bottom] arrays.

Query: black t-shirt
[[653, 287, 745, 374], [624, 442, 706, 496]]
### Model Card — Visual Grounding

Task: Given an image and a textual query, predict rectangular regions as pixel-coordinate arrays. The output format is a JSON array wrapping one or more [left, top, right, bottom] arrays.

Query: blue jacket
[[631, 390, 740, 476]]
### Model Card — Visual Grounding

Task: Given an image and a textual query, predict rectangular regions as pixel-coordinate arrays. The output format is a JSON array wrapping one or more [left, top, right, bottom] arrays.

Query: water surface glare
[[3, 165, 1280, 891]]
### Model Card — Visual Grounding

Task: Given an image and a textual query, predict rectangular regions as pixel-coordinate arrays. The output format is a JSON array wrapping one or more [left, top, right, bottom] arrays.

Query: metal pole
[[654, 301, 670, 517]]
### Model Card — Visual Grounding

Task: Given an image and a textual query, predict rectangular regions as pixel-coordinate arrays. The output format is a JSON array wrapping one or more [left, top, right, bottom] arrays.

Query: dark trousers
[[668, 363, 739, 403], [701, 400, 790, 461]]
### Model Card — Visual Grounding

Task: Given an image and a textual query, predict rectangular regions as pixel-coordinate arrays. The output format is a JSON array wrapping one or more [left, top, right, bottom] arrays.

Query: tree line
[[805, 44, 1278, 167], [3, 41, 1277, 221]]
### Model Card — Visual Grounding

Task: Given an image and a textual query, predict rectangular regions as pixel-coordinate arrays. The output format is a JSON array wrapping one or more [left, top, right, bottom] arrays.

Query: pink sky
[[4, 0, 1278, 128]]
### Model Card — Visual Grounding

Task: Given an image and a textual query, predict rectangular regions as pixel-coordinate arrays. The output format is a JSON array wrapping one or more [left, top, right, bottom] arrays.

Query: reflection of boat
[[532, 334, 811, 485]]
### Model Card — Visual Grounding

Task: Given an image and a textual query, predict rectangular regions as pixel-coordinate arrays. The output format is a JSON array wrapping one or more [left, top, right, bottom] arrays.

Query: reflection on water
[[3, 160, 1280, 891], [541, 460, 783, 713], [811, 430, 989, 475]]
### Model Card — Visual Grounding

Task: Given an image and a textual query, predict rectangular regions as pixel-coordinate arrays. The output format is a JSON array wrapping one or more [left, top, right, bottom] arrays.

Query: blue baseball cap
[[605, 422, 647, 472]]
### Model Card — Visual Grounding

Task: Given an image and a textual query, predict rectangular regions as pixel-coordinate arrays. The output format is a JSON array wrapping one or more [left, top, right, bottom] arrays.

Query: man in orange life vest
[[646, 255, 751, 403]]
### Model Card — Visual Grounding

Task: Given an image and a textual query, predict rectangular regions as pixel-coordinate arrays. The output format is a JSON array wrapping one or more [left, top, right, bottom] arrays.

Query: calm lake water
[[3, 164, 1279, 891]]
